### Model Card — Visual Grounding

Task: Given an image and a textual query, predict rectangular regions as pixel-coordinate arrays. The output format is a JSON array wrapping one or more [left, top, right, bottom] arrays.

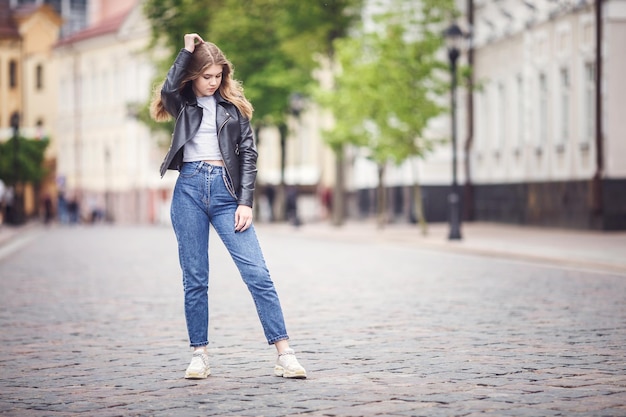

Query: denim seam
[[267, 335, 290, 345], [250, 294, 289, 345]]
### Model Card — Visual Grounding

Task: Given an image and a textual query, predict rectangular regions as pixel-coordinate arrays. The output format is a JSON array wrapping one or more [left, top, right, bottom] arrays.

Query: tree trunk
[[276, 123, 288, 222], [331, 145, 345, 226], [413, 184, 428, 236], [376, 163, 386, 229], [411, 159, 428, 236]]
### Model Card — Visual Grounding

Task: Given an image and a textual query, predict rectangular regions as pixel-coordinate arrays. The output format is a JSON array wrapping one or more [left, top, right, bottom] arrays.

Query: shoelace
[[191, 352, 209, 367], [278, 351, 302, 369]]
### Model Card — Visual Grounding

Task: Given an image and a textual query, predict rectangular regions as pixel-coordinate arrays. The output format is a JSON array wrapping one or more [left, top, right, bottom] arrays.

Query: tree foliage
[[319, 0, 456, 164], [0, 137, 50, 185], [316, 0, 457, 226], [142, 0, 363, 223], [142, 0, 362, 130], [206, 0, 307, 127]]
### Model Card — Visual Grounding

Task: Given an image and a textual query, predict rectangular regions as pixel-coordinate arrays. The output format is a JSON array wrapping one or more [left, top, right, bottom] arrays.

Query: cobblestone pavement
[[0, 223, 625, 416]]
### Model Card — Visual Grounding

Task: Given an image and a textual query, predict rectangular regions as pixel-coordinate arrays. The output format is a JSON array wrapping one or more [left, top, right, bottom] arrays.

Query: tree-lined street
[[1, 223, 625, 416]]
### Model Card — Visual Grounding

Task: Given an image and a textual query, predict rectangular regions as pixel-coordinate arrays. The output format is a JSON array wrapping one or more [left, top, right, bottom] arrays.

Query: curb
[[258, 221, 626, 276]]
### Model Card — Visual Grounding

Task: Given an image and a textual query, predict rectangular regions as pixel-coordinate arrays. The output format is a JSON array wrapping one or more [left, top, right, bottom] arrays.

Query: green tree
[[0, 137, 50, 185], [139, 0, 215, 137], [0, 136, 50, 224], [317, 0, 456, 230], [277, 0, 363, 226], [142, 0, 362, 221], [144, 0, 214, 53]]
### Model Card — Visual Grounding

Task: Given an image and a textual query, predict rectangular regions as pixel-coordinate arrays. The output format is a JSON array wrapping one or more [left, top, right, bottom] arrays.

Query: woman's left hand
[[234, 205, 253, 232]]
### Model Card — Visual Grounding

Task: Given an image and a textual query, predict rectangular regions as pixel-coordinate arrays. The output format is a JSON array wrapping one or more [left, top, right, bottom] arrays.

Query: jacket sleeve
[[237, 114, 258, 207], [160, 49, 192, 118]]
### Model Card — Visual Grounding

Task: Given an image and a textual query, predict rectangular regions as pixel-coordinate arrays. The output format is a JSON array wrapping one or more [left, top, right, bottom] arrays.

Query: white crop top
[[183, 95, 222, 162]]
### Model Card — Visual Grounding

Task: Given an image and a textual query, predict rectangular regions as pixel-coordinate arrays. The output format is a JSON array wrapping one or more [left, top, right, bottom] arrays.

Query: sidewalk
[[260, 220, 626, 275], [2, 219, 625, 274], [0, 221, 40, 245]]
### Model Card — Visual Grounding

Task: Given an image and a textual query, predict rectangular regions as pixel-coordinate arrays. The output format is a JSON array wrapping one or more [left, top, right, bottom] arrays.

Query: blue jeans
[[171, 161, 289, 347]]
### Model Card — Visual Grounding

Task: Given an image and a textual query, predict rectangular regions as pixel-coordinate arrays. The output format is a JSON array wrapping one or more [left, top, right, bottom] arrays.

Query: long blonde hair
[[150, 42, 254, 122]]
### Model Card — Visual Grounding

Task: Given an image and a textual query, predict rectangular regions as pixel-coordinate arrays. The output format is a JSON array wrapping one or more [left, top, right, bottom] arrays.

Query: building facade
[[0, 1, 62, 221], [465, 0, 626, 229], [54, 0, 173, 224], [10, 0, 88, 38], [6, 0, 623, 229], [345, 0, 626, 230]]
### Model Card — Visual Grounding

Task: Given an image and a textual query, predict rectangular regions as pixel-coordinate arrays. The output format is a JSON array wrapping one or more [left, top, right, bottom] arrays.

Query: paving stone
[[0, 224, 625, 416]]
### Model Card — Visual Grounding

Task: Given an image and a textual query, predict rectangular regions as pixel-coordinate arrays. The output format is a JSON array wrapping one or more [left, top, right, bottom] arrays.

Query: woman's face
[[192, 64, 223, 97]]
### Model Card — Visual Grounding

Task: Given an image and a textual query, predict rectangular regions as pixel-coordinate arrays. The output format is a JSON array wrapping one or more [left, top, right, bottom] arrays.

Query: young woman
[[150, 33, 306, 379]]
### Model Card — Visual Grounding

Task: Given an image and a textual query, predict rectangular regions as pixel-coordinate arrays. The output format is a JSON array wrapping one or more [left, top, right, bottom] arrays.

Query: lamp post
[[288, 93, 305, 226], [444, 23, 463, 240]]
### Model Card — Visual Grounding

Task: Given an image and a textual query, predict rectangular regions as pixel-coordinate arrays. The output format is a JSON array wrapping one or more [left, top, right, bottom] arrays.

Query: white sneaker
[[185, 351, 210, 379], [274, 348, 307, 379]]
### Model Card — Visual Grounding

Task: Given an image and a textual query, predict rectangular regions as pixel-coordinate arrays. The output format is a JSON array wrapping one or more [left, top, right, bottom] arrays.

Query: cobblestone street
[[0, 223, 625, 416]]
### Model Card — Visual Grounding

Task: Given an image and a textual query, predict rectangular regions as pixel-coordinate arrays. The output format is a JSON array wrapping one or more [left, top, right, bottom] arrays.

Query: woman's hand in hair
[[183, 33, 204, 53]]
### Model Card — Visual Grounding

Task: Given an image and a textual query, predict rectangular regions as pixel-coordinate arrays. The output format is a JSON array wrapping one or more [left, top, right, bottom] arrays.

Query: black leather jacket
[[159, 49, 258, 207]]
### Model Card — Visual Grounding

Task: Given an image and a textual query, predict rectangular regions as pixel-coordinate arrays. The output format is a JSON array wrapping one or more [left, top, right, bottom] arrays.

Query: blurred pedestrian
[[57, 191, 69, 224], [150, 33, 306, 380], [4, 186, 14, 224], [0, 179, 5, 227], [286, 185, 301, 226], [265, 184, 275, 222], [321, 186, 332, 220], [43, 194, 53, 225], [68, 196, 79, 224]]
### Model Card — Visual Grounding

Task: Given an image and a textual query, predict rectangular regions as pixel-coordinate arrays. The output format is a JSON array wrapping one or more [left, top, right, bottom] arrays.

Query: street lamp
[[444, 22, 463, 240], [288, 93, 305, 226]]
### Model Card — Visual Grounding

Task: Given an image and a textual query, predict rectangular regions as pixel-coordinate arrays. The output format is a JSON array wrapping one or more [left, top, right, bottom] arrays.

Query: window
[[516, 74, 524, 148], [35, 119, 44, 139], [70, 0, 87, 10], [36, 64, 44, 90], [478, 90, 489, 155], [583, 62, 596, 144], [538, 73, 548, 148], [102, 71, 109, 104], [495, 82, 506, 154], [47, 0, 62, 14], [474, 92, 484, 155], [9, 60, 17, 88], [558, 68, 570, 147]]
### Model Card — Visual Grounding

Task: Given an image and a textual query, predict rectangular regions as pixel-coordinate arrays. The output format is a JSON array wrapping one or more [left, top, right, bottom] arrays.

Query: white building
[[48, 0, 626, 229], [346, 0, 626, 230], [54, 0, 173, 224], [462, 0, 626, 229]]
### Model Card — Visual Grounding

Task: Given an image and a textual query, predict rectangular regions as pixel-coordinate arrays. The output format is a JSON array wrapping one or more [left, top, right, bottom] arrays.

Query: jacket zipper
[[217, 113, 237, 198]]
